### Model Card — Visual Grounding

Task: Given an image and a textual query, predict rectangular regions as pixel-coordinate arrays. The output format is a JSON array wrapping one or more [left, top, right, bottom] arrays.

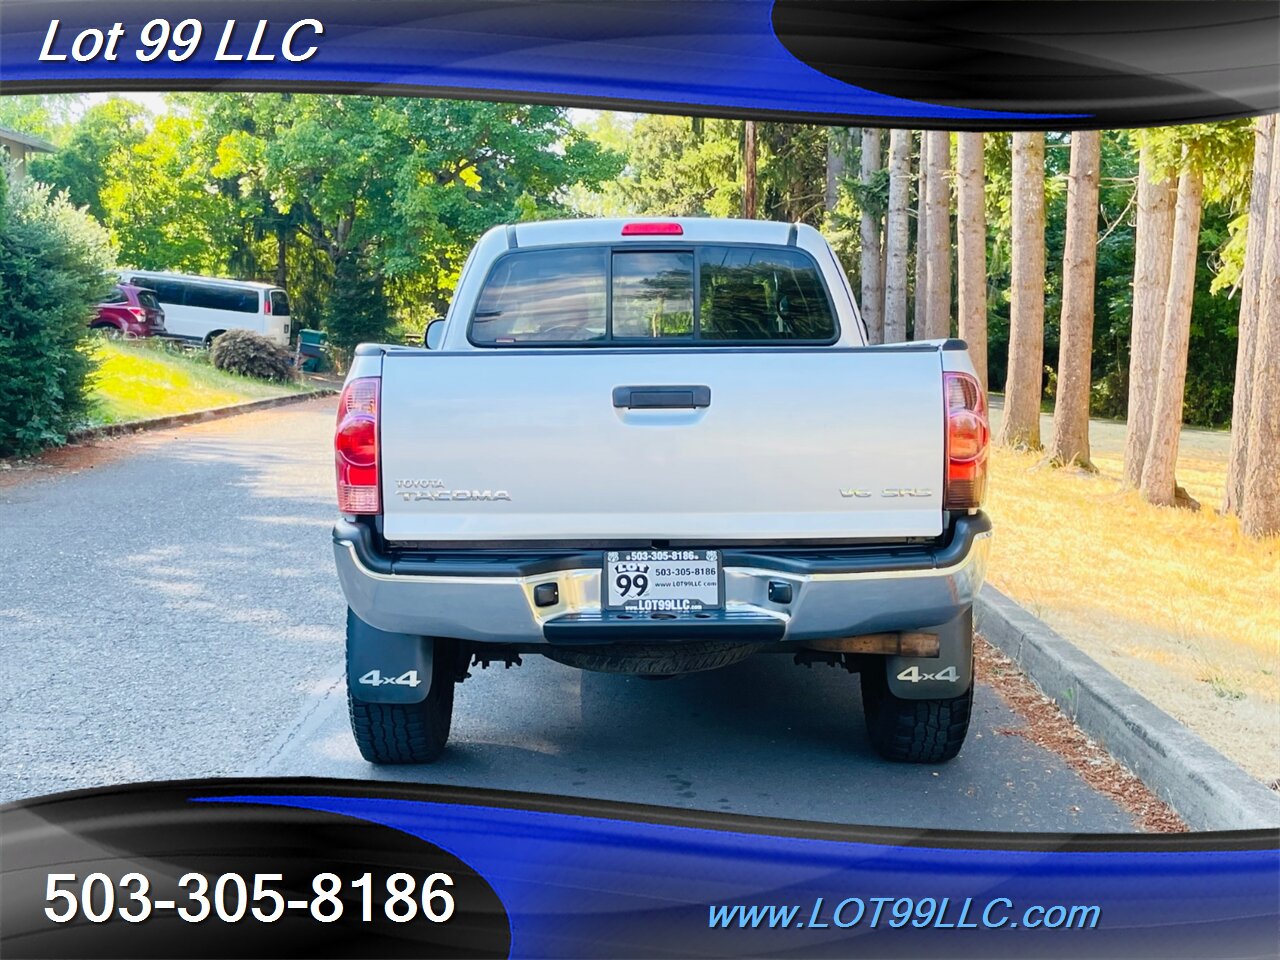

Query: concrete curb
[[977, 584, 1280, 831], [67, 388, 338, 443]]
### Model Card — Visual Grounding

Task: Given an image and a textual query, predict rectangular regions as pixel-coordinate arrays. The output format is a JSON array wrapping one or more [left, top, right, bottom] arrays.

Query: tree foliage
[[14, 94, 1266, 429], [0, 174, 115, 456], [27, 93, 623, 353]]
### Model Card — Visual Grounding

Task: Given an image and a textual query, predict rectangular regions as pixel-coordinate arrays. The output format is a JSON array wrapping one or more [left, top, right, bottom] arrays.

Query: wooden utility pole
[[743, 120, 758, 219]]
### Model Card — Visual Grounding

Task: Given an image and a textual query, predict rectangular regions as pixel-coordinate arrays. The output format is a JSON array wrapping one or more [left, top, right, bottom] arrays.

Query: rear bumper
[[333, 514, 991, 645]]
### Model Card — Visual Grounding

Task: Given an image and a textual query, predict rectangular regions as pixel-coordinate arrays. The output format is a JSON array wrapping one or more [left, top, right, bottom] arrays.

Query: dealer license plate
[[603, 549, 723, 612]]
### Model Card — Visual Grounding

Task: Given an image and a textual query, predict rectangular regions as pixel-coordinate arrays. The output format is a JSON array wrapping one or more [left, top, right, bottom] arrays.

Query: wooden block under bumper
[[803, 632, 940, 657]]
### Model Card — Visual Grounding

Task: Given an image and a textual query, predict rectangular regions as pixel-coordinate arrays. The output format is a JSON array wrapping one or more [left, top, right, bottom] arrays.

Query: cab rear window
[[469, 244, 837, 345]]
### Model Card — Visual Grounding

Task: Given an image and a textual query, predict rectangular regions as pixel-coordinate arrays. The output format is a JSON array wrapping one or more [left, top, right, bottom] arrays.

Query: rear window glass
[[470, 244, 836, 345], [270, 290, 290, 316], [186, 284, 259, 313], [471, 247, 607, 344], [612, 251, 694, 339], [136, 290, 160, 310], [698, 246, 837, 341]]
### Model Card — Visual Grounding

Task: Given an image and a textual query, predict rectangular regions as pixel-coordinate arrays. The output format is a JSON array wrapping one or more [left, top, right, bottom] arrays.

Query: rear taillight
[[126, 306, 146, 320], [336, 377, 380, 514], [944, 371, 989, 509]]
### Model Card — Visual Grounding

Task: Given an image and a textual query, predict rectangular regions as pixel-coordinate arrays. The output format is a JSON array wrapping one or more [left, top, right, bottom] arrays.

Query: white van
[[119, 270, 291, 346]]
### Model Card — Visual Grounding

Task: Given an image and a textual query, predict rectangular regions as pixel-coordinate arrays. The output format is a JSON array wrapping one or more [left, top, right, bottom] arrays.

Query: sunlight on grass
[[986, 441, 1280, 782], [87, 339, 307, 426]]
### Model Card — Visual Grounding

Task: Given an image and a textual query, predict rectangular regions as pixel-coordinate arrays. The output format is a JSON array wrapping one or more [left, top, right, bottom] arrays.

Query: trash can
[[297, 329, 327, 372]]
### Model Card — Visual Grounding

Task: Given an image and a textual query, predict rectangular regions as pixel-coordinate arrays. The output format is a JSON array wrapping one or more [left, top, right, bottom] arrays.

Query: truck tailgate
[[378, 348, 945, 543]]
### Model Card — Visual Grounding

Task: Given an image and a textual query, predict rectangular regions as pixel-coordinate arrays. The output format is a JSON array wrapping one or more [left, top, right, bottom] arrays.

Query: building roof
[[0, 126, 56, 153]]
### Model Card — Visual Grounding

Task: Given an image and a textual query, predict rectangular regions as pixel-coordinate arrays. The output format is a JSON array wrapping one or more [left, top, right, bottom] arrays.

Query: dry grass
[[984, 425, 1280, 785]]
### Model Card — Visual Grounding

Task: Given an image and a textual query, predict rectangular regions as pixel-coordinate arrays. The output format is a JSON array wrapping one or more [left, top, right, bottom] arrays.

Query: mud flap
[[885, 606, 974, 700], [346, 608, 434, 704]]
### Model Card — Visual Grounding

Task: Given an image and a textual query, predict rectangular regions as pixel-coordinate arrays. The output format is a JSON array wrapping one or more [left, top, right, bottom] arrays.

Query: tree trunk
[[1122, 146, 1177, 487], [825, 128, 847, 213], [912, 132, 929, 339], [1240, 119, 1280, 538], [997, 132, 1047, 450], [883, 129, 912, 343], [923, 130, 952, 340], [743, 120, 758, 219], [955, 132, 987, 388], [275, 224, 288, 289], [860, 128, 885, 343], [1139, 165, 1205, 506], [1224, 114, 1276, 515], [1048, 130, 1103, 468]]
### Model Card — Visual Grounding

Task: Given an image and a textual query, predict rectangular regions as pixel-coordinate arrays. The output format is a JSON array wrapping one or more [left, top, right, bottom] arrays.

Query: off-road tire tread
[[860, 669, 973, 763], [348, 693, 453, 764], [544, 641, 760, 676], [347, 632, 456, 764]]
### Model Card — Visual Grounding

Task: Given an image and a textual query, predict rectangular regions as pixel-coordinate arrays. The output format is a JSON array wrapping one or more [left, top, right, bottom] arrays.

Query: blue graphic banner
[[3, 1, 1278, 128], [2, 779, 1276, 958]]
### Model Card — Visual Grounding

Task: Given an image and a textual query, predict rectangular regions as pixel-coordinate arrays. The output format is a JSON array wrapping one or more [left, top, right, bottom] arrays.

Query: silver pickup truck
[[332, 217, 991, 766]]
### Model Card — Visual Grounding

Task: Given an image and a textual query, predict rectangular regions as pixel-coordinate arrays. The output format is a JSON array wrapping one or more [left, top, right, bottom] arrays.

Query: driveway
[[2, 398, 1142, 831]]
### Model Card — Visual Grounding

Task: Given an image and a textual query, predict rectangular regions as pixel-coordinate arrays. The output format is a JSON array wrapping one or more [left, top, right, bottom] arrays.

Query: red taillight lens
[[127, 306, 146, 320], [621, 222, 683, 236], [944, 371, 989, 509], [336, 377, 380, 514]]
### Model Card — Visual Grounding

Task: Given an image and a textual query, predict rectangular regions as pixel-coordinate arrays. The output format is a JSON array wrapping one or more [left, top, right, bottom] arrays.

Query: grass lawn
[[86, 339, 310, 426], [986, 404, 1280, 785]]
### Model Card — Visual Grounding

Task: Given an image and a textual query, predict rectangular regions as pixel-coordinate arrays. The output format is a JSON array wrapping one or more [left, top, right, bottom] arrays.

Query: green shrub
[[208, 328, 296, 382], [0, 173, 115, 456]]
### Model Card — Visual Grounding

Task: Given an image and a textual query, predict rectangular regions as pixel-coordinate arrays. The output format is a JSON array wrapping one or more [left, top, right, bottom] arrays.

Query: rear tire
[[347, 636, 457, 764], [860, 659, 973, 763]]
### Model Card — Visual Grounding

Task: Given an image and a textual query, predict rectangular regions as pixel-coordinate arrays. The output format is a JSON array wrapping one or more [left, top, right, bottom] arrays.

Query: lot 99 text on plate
[[38, 19, 324, 64]]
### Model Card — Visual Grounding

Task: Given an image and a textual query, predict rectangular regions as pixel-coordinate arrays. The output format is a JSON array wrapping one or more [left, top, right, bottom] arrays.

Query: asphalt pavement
[[1, 398, 1139, 831]]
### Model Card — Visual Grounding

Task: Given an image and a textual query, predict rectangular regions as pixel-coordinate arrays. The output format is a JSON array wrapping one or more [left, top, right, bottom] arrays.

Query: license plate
[[603, 550, 723, 612]]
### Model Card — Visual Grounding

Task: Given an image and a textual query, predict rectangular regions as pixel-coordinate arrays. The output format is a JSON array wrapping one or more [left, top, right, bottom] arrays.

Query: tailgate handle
[[613, 385, 711, 409]]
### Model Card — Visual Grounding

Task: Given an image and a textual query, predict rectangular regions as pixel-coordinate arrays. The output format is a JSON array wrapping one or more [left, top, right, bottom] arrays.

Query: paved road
[[2, 398, 1138, 831]]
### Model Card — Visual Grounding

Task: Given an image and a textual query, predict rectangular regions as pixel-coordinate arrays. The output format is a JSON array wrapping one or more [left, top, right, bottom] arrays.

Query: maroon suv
[[91, 284, 166, 338]]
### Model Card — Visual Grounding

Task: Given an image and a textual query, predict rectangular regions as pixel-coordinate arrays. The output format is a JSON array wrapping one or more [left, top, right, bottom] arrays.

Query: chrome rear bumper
[[333, 515, 991, 644]]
